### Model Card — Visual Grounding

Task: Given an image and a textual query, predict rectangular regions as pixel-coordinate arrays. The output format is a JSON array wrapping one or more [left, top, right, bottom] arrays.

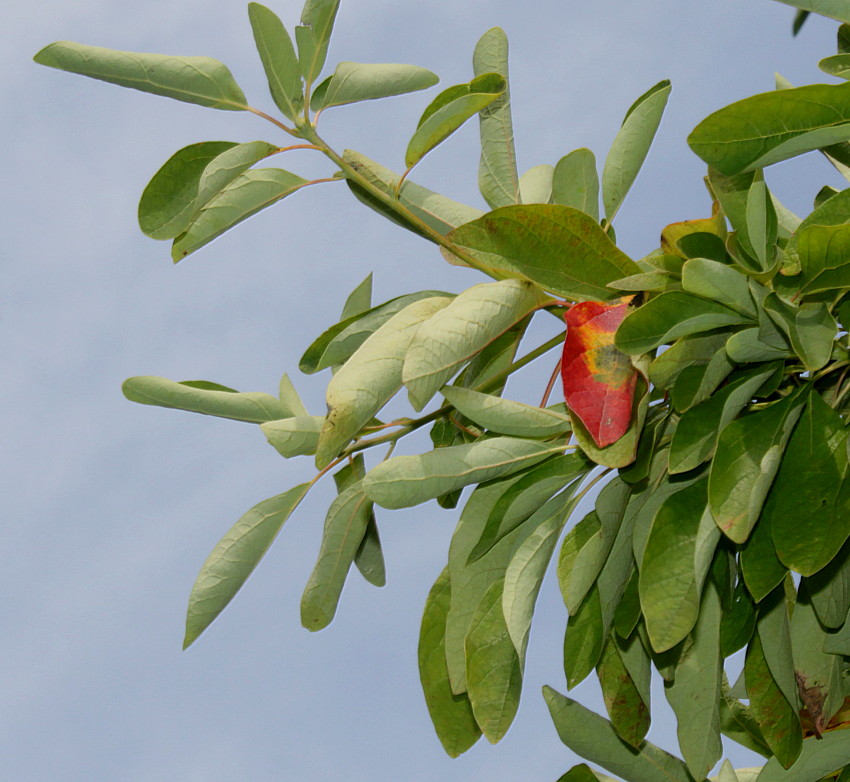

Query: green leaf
[[665, 578, 723, 779], [688, 81, 850, 175], [343, 150, 484, 240], [450, 204, 641, 302], [362, 438, 560, 510], [681, 258, 756, 318], [339, 273, 373, 321], [558, 478, 631, 614], [312, 62, 438, 110], [744, 631, 802, 769], [299, 289, 451, 374], [596, 634, 651, 747], [183, 484, 310, 648], [502, 492, 574, 660], [295, 0, 339, 84], [807, 539, 850, 628], [543, 687, 696, 782], [519, 164, 554, 204], [668, 363, 780, 475], [640, 480, 713, 652], [720, 581, 757, 657], [793, 9, 812, 34], [248, 2, 303, 121], [798, 223, 850, 294], [822, 53, 850, 80], [469, 453, 589, 563], [563, 584, 605, 688], [441, 386, 571, 438], [648, 331, 730, 390], [261, 415, 324, 458], [782, 187, 850, 276], [770, 0, 850, 25], [405, 73, 507, 168], [616, 292, 749, 355], [602, 80, 671, 222], [418, 567, 482, 757], [464, 579, 522, 743], [759, 587, 802, 712], [172, 168, 307, 261], [300, 482, 372, 631], [122, 376, 291, 423], [725, 328, 793, 364], [556, 765, 608, 782], [745, 174, 779, 272], [765, 391, 849, 575], [757, 730, 850, 782], [403, 279, 552, 410], [138, 141, 237, 240], [741, 512, 788, 603], [708, 389, 806, 543], [473, 28, 520, 209], [790, 584, 844, 734], [445, 474, 541, 692], [33, 41, 249, 110], [553, 149, 599, 221], [315, 296, 452, 467], [763, 295, 837, 372]]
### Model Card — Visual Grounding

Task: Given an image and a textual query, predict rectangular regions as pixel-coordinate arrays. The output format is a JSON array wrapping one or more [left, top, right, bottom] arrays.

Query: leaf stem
[[246, 105, 299, 137]]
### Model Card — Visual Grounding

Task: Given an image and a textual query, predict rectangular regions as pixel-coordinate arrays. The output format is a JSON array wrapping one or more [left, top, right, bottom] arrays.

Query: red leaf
[[561, 298, 637, 448]]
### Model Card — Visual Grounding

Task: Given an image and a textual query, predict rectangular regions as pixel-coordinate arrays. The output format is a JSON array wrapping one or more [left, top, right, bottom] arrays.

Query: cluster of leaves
[[34, 0, 850, 779]]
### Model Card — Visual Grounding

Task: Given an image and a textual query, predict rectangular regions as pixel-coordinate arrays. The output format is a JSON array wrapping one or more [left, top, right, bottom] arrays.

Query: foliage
[[34, 1, 850, 779]]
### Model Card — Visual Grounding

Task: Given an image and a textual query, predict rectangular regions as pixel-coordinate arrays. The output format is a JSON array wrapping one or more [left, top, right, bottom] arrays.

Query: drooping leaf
[[33, 41, 249, 110], [295, 0, 340, 84], [183, 483, 310, 648], [790, 584, 844, 736], [172, 168, 307, 261], [464, 579, 522, 743], [757, 729, 850, 782], [720, 580, 757, 657], [312, 62, 438, 110], [138, 141, 237, 240], [596, 634, 650, 748], [299, 289, 452, 374], [405, 73, 507, 168], [668, 363, 780, 474], [708, 389, 807, 543], [473, 28, 520, 209], [561, 298, 638, 448], [417, 567, 482, 757], [543, 688, 695, 782], [665, 578, 723, 779], [363, 438, 560, 510], [450, 204, 642, 301], [300, 482, 372, 631], [122, 376, 291, 423], [745, 631, 803, 769], [640, 480, 712, 652], [469, 453, 590, 563], [741, 511, 788, 603], [248, 2, 303, 121], [688, 81, 850, 175], [602, 80, 671, 222], [315, 295, 452, 467], [615, 292, 749, 355], [558, 478, 630, 615], [261, 415, 325, 457], [403, 279, 552, 410], [441, 386, 571, 438], [502, 492, 574, 660], [445, 474, 541, 692], [807, 539, 850, 628], [563, 584, 605, 688], [765, 391, 849, 576], [552, 149, 599, 221]]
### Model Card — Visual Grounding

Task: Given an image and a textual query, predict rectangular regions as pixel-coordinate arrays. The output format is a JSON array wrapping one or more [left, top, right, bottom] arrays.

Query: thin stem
[[540, 359, 561, 407], [275, 143, 323, 154], [246, 105, 299, 137]]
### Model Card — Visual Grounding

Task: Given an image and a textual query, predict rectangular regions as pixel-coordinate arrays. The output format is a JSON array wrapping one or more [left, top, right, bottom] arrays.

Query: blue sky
[[4, 1, 847, 780]]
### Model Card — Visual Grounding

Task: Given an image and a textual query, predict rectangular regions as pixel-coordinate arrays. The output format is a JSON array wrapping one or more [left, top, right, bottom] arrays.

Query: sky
[[3, 1, 848, 780]]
